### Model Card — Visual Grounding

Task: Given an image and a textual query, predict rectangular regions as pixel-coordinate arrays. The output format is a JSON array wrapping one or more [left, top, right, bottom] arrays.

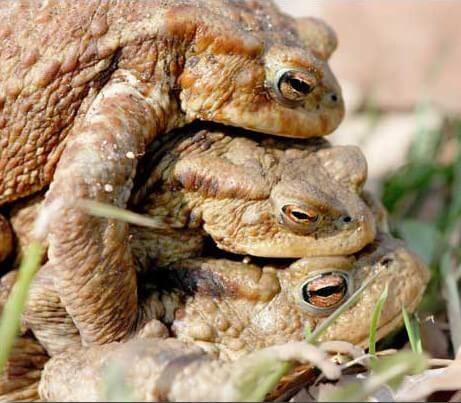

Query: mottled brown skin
[[0, 229, 429, 400], [36, 234, 429, 401], [20, 230, 429, 359], [9, 139, 377, 355], [0, 0, 344, 206], [3, 127, 376, 351], [151, 233, 430, 359], [0, 0, 344, 347], [7, 128, 376, 265], [131, 127, 376, 262], [3, 127, 379, 355], [39, 337, 339, 402]]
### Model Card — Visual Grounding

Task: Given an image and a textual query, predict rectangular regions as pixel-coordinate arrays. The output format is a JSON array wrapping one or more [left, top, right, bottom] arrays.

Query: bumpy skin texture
[[23, 263, 82, 356], [8, 128, 376, 265], [154, 233, 430, 359], [7, 127, 376, 352], [37, 234, 429, 401], [5, 127, 376, 354], [131, 127, 376, 261], [0, 0, 344, 347], [39, 338, 338, 402], [22, 234, 429, 359], [0, 0, 343, 205], [296, 17, 338, 62]]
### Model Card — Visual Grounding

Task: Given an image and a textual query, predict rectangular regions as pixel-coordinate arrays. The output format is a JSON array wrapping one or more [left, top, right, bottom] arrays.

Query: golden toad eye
[[274, 69, 317, 104], [298, 271, 351, 315], [282, 204, 319, 224]]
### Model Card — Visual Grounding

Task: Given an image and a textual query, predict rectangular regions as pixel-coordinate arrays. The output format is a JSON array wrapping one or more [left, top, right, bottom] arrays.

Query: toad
[[0, 0, 344, 345], [18, 230, 428, 359], [36, 233, 430, 401], [130, 126, 376, 264], [8, 127, 376, 266], [143, 233, 429, 359], [4, 124, 376, 348]]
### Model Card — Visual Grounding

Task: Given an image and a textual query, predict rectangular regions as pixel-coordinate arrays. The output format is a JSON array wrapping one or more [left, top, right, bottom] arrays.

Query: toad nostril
[[380, 257, 394, 267], [323, 91, 340, 107]]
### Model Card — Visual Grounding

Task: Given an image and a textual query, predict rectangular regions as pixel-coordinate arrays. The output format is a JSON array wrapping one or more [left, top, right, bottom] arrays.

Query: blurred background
[[276, 0, 461, 360]]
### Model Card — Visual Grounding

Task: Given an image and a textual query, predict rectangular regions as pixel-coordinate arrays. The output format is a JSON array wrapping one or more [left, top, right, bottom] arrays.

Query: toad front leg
[[44, 70, 180, 345]]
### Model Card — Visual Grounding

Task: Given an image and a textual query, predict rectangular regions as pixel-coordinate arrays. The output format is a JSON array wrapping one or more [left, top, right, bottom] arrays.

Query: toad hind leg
[[43, 69, 179, 346]]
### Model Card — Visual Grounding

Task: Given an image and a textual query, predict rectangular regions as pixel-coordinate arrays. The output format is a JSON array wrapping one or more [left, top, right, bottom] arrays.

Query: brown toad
[[0, 0, 344, 345], [35, 233, 430, 401], [6, 126, 377, 351], [131, 125, 376, 263], [7, 127, 376, 266], [147, 233, 429, 360]]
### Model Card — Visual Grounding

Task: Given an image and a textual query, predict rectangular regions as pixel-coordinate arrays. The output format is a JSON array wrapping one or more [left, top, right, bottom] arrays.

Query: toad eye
[[274, 69, 317, 104], [298, 271, 351, 315], [282, 204, 319, 224]]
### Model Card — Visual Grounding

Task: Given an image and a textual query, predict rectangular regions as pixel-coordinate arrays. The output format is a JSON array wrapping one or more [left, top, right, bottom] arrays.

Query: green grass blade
[[369, 284, 389, 356], [440, 252, 461, 352], [307, 271, 380, 344], [304, 322, 312, 340], [0, 241, 44, 374], [402, 306, 422, 354], [239, 361, 293, 402]]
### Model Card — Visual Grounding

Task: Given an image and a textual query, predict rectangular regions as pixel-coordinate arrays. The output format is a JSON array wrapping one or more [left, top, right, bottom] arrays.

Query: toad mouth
[[201, 235, 299, 268]]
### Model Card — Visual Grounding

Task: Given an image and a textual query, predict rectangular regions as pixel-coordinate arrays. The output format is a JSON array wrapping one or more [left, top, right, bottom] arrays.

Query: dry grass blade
[[77, 199, 174, 230], [102, 362, 135, 402], [0, 241, 44, 374], [234, 342, 340, 402], [395, 360, 461, 401], [321, 351, 428, 402], [320, 341, 365, 362]]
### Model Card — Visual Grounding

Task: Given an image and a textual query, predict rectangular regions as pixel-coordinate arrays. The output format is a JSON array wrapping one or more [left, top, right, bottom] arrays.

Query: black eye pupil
[[292, 210, 309, 220], [307, 284, 345, 298], [288, 78, 311, 95], [342, 216, 352, 223], [380, 257, 394, 267]]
